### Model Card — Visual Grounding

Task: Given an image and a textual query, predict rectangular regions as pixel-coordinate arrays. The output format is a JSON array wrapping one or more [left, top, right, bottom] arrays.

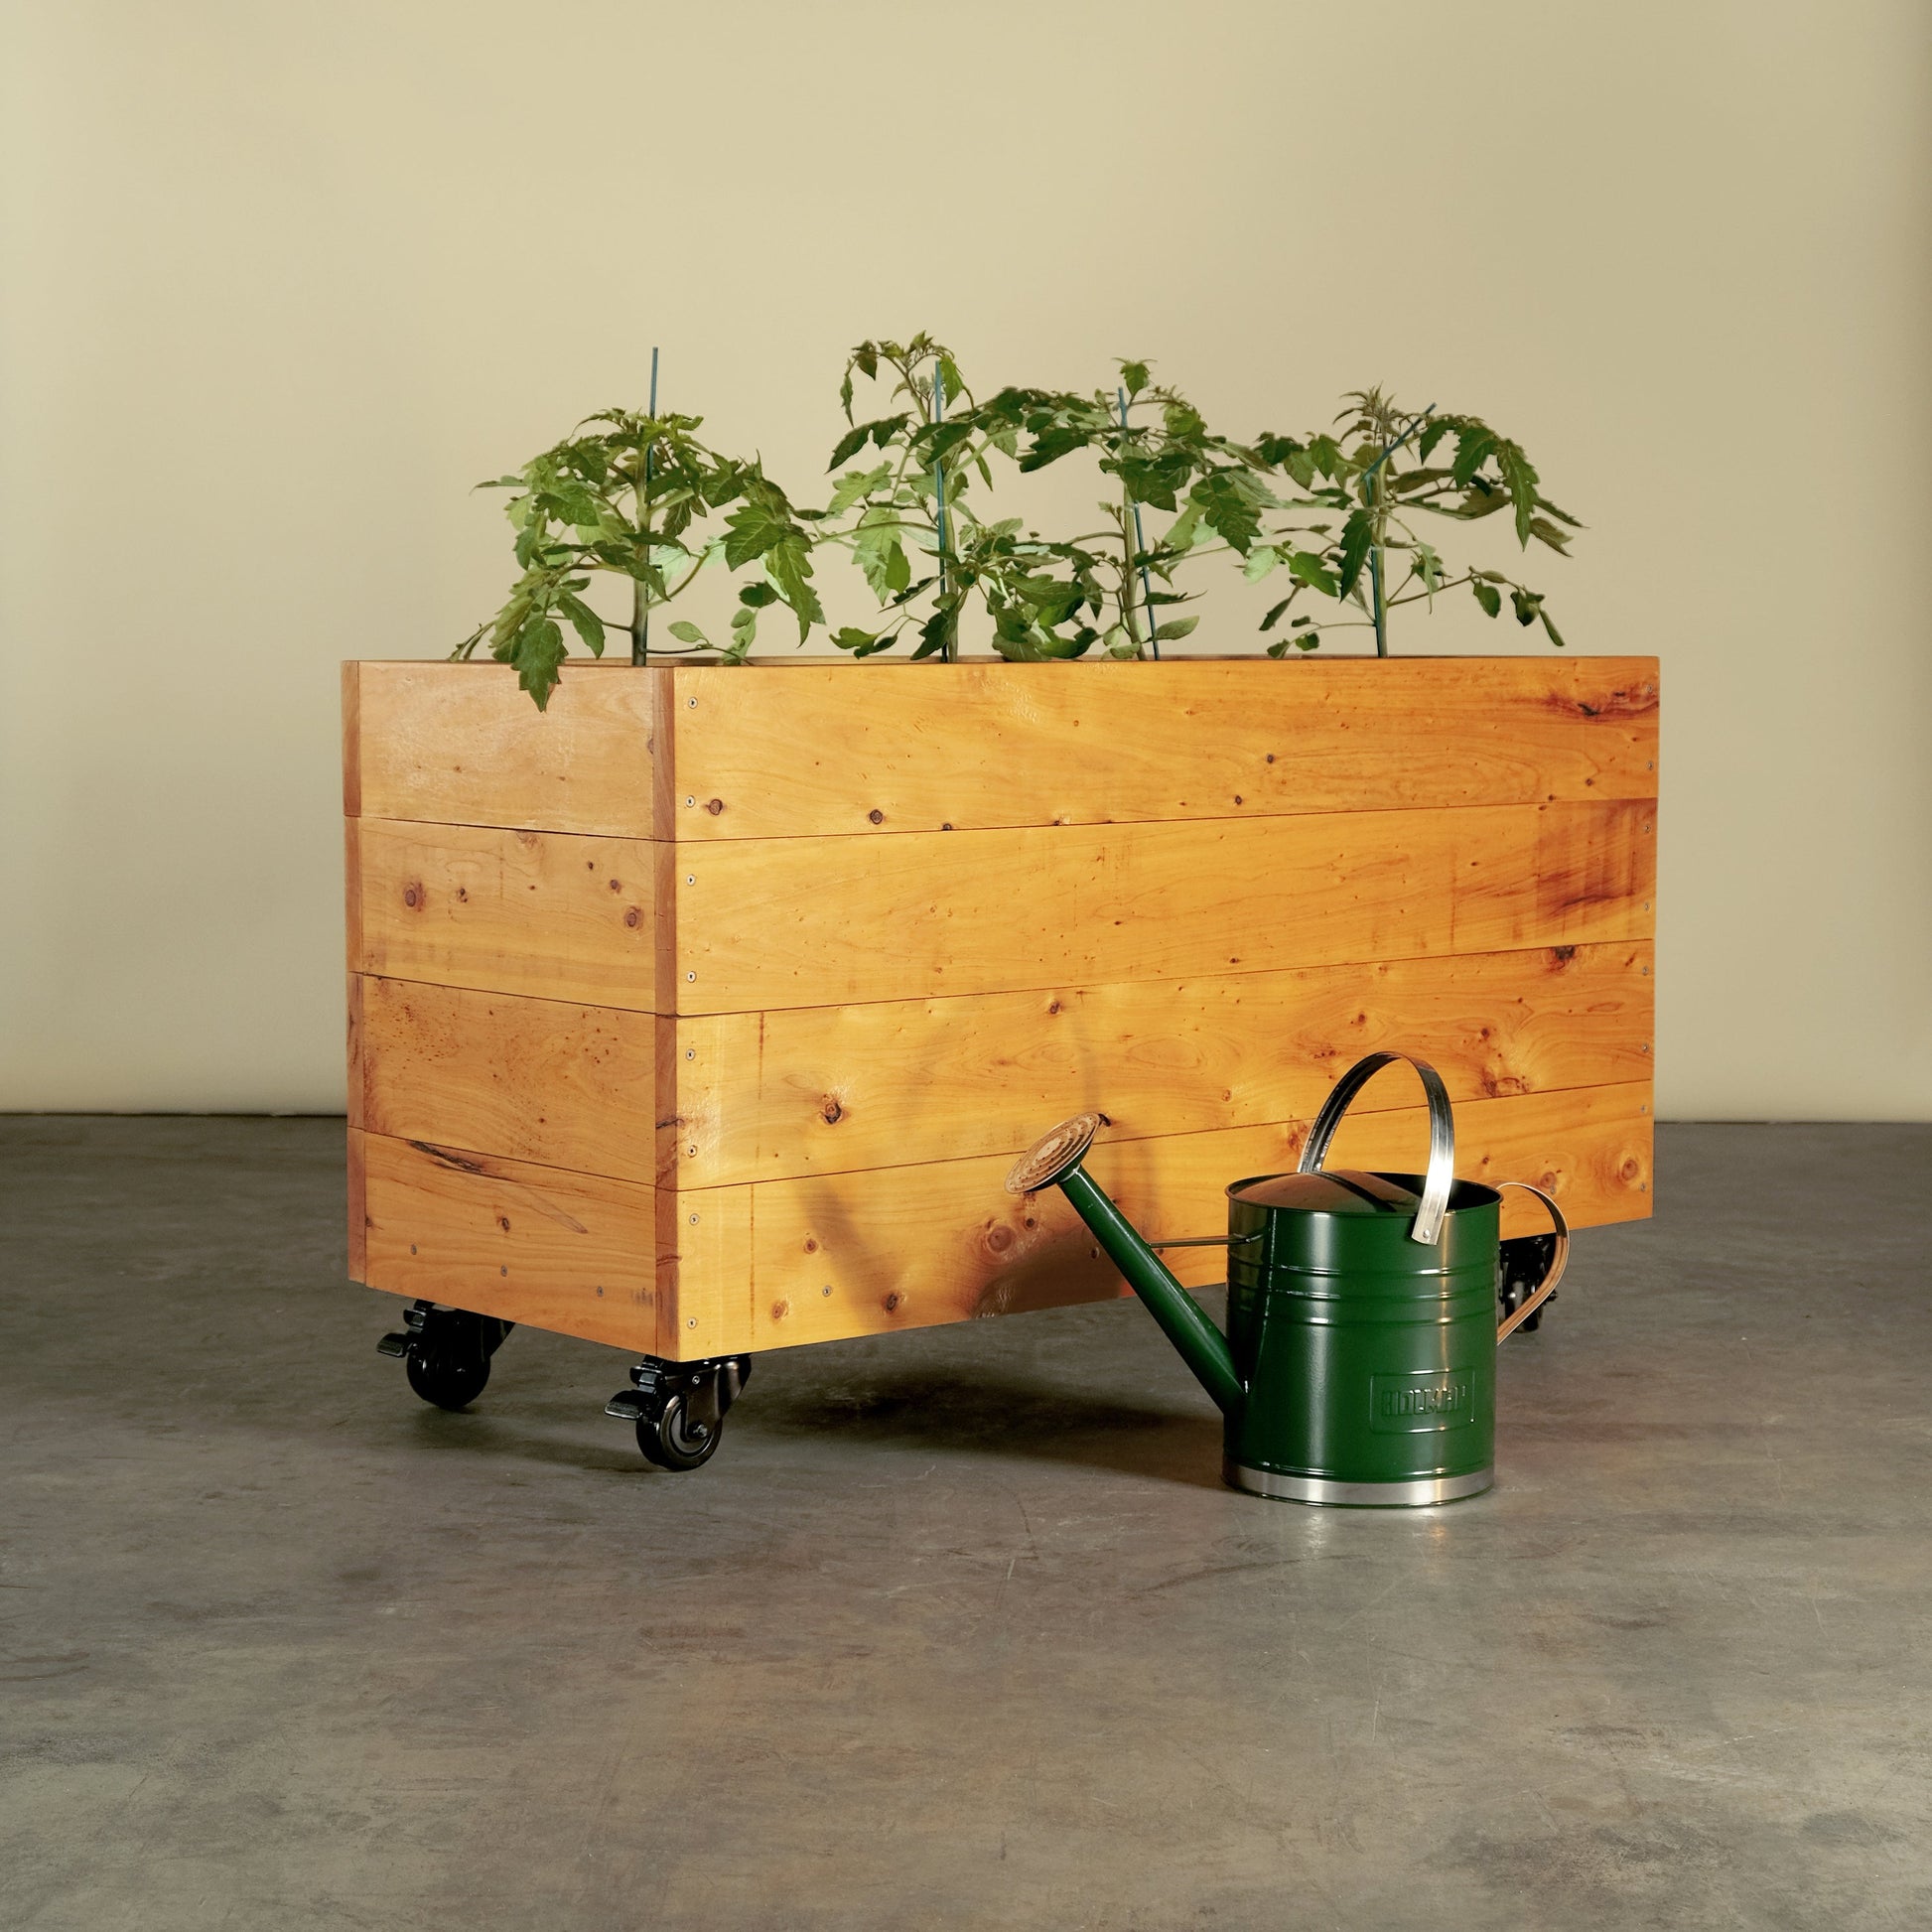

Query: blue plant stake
[[1118, 386, 1162, 660]]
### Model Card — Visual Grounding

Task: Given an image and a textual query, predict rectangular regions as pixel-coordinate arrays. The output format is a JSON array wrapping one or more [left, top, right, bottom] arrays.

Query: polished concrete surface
[[3, 1118, 1929, 1930]]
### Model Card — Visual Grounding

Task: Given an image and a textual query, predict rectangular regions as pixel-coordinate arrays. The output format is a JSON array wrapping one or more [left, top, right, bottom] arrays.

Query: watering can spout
[[1006, 1116, 1245, 1419]]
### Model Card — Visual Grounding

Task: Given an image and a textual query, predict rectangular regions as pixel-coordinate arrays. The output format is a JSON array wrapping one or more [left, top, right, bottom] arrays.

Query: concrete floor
[[2, 1120, 1929, 1930]]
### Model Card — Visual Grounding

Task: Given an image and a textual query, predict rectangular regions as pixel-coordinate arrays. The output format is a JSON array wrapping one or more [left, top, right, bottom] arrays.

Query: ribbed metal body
[[1222, 1170, 1502, 1504]]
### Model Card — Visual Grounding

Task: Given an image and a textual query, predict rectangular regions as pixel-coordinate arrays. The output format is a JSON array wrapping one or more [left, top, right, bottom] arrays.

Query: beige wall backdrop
[[3, 1, 1929, 1117]]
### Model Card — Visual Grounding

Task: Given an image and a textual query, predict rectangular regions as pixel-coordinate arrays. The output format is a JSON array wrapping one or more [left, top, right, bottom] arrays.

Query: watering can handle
[[1298, 1051, 1456, 1245], [1494, 1181, 1570, 1343]]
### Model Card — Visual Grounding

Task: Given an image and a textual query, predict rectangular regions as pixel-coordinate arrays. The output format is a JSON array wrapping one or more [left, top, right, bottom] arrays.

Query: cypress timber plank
[[737, 1082, 1651, 1353], [668, 657, 1659, 840], [671, 942, 1654, 1187], [352, 818, 660, 1011], [347, 660, 660, 837], [352, 1129, 664, 1355], [672, 800, 1656, 1015], [354, 976, 657, 1185]]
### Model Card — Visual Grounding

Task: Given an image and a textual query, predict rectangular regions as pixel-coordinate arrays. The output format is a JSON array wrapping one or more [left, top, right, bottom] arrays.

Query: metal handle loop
[[1298, 1051, 1456, 1246], [1494, 1182, 1570, 1343]]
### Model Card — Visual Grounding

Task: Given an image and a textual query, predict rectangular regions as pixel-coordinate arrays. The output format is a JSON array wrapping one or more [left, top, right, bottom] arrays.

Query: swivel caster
[[1499, 1233, 1559, 1334], [605, 1355, 752, 1470], [378, 1303, 514, 1411]]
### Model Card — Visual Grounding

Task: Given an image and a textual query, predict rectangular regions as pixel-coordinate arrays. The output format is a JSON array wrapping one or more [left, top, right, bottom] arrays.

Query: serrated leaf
[[1121, 359, 1150, 397], [557, 591, 607, 656], [1288, 551, 1340, 597], [1243, 545, 1281, 584], [1336, 509, 1374, 599], [1497, 442, 1540, 547], [1451, 427, 1497, 487]]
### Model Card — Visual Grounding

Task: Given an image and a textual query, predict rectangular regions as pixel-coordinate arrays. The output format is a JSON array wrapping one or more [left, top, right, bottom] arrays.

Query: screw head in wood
[[684, 796, 695, 807], [685, 1048, 695, 1060], [688, 697, 697, 708], [688, 1214, 699, 1225], [822, 1286, 832, 1297], [687, 1317, 698, 1329]]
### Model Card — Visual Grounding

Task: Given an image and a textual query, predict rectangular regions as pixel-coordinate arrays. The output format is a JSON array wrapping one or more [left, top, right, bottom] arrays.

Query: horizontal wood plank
[[669, 657, 1659, 839], [352, 818, 661, 1011], [354, 976, 657, 1185], [735, 1082, 1651, 1353], [673, 800, 1656, 1015], [346, 660, 660, 837], [672, 942, 1654, 1186], [352, 1128, 661, 1354]]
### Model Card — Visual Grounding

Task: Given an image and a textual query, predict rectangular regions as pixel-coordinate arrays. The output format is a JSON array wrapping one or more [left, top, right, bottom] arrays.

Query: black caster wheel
[[607, 1354, 751, 1471], [635, 1393, 724, 1471], [405, 1346, 490, 1412], [379, 1305, 513, 1411], [1499, 1232, 1559, 1334]]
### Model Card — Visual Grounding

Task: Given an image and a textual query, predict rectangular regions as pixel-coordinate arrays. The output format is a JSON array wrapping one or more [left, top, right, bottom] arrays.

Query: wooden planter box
[[344, 656, 1657, 1364]]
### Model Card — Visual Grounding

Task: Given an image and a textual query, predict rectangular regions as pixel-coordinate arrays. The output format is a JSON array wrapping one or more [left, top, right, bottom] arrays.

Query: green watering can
[[1005, 1051, 1569, 1506]]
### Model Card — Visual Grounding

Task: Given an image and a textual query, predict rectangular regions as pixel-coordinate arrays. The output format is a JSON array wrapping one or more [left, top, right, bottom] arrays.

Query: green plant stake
[[1117, 386, 1161, 659], [631, 345, 659, 665]]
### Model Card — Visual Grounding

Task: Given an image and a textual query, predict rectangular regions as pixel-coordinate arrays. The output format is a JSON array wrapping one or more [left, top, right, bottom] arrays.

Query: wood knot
[[883, 1292, 902, 1311], [1233, 794, 1243, 805], [820, 1098, 843, 1125], [1549, 944, 1577, 965], [1046, 1001, 1061, 1016], [1265, 754, 1276, 764], [608, 878, 621, 892], [770, 1300, 790, 1322], [985, 1225, 1015, 1254], [803, 1237, 818, 1253], [497, 1216, 510, 1232], [705, 798, 725, 815], [868, 809, 885, 824], [623, 907, 641, 929], [401, 884, 421, 908]]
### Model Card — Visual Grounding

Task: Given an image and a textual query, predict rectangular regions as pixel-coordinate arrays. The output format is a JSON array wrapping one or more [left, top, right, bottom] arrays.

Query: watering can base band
[[1224, 1461, 1493, 1507]]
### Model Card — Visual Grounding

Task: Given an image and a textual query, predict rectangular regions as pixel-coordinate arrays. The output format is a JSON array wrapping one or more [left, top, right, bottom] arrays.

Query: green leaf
[[1288, 551, 1339, 597], [1509, 588, 1543, 627], [1336, 509, 1374, 599], [738, 581, 779, 607], [1243, 545, 1281, 584], [1496, 442, 1541, 547], [667, 619, 709, 644], [1120, 359, 1150, 397], [1153, 616, 1199, 641], [513, 618, 566, 709], [1260, 596, 1293, 633], [764, 532, 825, 639], [827, 423, 873, 472], [1540, 609, 1567, 648], [1472, 581, 1502, 619], [555, 593, 607, 657]]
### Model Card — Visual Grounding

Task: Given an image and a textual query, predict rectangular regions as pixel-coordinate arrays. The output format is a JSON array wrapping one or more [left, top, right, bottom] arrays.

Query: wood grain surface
[[671, 800, 1656, 1015], [670, 941, 1653, 1186], [667, 656, 1659, 839], [351, 818, 660, 1010], [737, 1081, 1651, 1353]]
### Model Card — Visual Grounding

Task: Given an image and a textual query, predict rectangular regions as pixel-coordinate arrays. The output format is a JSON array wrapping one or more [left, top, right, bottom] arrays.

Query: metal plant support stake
[[1361, 402, 1433, 658], [1117, 387, 1162, 660], [631, 345, 660, 665], [932, 359, 952, 662]]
